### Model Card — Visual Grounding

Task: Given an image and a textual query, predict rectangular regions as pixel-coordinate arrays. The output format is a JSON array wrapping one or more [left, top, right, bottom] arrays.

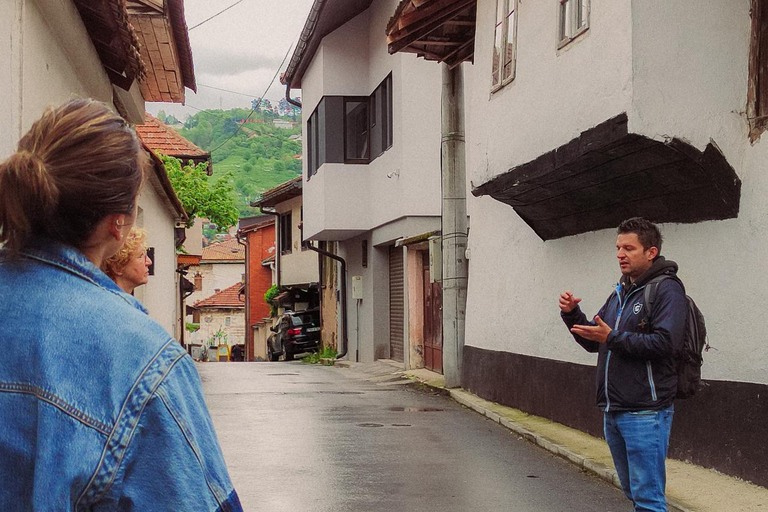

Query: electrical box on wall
[[429, 236, 442, 283], [352, 275, 364, 299]]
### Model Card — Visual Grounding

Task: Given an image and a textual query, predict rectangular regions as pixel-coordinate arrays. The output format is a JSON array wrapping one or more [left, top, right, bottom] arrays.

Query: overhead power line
[[188, 0, 247, 31], [197, 83, 262, 99], [209, 41, 295, 154]]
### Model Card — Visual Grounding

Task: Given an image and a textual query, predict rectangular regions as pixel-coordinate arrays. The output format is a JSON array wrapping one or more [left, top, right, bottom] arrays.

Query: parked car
[[267, 309, 321, 361]]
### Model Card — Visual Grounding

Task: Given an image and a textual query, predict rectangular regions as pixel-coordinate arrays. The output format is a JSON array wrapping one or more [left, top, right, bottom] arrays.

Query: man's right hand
[[559, 291, 582, 313]]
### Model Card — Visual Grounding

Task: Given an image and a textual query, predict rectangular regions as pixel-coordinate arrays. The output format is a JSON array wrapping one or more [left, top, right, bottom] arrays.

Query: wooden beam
[[388, 0, 475, 54], [413, 40, 461, 46]]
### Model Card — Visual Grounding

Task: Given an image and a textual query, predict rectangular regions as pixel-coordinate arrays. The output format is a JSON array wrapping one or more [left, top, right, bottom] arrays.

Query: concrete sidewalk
[[337, 360, 767, 512]]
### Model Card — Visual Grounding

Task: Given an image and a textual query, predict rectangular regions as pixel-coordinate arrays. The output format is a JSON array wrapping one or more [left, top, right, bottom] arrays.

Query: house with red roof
[[188, 282, 245, 360], [186, 239, 245, 326], [135, 113, 212, 173]]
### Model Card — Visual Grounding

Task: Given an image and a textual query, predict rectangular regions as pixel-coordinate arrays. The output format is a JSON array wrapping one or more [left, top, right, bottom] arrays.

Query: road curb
[[445, 387, 693, 512]]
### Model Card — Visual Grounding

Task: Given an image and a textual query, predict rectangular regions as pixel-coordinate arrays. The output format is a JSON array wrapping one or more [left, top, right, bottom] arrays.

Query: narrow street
[[200, 362, 629, 512]]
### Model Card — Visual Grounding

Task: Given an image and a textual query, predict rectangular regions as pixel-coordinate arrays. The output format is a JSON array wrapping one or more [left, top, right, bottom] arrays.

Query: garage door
[[389, 245, 404, 362]]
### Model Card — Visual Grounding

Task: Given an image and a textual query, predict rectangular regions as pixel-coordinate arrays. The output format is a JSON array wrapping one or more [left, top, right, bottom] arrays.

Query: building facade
[[238, 215, 276, 361], [1, 0, 195, 340], [454, 0, 765, 489], [282, 0, 444, 366]]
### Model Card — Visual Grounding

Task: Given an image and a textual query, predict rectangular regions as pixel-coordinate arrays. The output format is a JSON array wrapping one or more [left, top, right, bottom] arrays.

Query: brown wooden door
[[422, 251, 443, 373]]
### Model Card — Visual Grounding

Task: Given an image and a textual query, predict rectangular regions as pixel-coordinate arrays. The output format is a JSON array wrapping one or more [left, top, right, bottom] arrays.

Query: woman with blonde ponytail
[[0, 99, 242, 511]]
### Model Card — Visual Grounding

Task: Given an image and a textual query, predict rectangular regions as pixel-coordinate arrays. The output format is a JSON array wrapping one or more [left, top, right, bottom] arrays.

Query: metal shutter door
[[389, 245, 404, 362]]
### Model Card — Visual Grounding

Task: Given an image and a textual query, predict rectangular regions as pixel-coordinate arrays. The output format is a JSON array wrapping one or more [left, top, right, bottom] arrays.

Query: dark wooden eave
[[472, 114, 742, 241], [386, 0, 477, 68], [72, 0, 146, 91], [251, 177, 303, 209]]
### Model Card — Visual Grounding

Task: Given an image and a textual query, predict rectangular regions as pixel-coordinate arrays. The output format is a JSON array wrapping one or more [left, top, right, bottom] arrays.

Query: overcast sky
[[146, 0, 314, 120]]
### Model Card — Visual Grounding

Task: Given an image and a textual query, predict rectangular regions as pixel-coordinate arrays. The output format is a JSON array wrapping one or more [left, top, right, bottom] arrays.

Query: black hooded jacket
[[561, 257, 688, 412]]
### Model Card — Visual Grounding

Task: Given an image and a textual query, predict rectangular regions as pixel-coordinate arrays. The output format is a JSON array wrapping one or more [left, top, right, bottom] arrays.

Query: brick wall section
[[246, 223, 276, 360]]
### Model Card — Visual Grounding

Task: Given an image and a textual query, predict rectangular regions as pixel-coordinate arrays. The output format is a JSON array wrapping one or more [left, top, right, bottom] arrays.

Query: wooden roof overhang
[[126, 0, 197, 103], [72, 0, 147, 90], [251, 177, 303, 209], [472, 114, 742, 241], [386, 0, 477, 68]]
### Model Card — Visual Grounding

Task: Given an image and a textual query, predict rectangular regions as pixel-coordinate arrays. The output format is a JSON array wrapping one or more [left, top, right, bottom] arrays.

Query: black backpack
[[644, 275, 709, 399]]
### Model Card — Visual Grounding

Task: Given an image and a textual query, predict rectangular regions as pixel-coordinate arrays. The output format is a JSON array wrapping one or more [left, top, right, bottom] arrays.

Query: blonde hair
[[0, 99, 145, 252], [102, 227, 147, 279]]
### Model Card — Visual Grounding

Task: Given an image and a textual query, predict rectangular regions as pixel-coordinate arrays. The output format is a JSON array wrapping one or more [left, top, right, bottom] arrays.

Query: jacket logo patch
[[633, 303, 643, 315]]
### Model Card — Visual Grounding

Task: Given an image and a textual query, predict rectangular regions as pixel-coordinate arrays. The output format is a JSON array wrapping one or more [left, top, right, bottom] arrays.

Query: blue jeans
[[604, 405, 674, 512]]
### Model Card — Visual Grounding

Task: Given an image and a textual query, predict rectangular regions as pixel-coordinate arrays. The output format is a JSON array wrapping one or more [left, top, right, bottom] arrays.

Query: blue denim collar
[[15, 238, 148, 314]]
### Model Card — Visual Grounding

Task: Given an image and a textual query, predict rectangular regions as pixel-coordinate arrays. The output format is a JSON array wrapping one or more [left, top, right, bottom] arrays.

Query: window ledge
[[491, 75, 516, 95], [557, 26, 589, 51]]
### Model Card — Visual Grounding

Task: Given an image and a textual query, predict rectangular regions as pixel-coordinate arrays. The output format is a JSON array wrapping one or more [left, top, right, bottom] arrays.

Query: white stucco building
[[430, 0, 764, 489], [187, 239, 246, 308], [282, 0, 445, 367], [1, 0, 196, 339]]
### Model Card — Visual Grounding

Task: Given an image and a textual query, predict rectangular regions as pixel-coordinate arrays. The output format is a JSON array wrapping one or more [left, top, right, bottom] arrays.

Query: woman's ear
[[107, 214, 128, 241]]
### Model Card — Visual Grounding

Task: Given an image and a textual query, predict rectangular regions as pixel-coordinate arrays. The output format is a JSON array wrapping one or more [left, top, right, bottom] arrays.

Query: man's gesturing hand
[[559, 291, 582, 313], [570, 315, 612, 343]]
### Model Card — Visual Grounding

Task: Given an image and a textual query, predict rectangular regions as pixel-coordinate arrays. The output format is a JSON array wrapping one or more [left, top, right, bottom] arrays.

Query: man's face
[[616, 232, 657, 280]]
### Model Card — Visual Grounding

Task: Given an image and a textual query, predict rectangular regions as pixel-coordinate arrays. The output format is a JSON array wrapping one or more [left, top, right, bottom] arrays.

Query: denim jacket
[[0, 240, 242, 512]]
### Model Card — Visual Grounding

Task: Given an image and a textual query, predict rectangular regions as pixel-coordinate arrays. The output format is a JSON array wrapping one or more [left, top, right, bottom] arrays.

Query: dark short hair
[[617, 217, 662, 252], [0, 99, 144, 252]]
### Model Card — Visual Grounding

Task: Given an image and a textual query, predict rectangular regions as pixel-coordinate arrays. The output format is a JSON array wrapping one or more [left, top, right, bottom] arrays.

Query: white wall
[[337, 232, 389, 362], [187, 262, 245, 306], [627, 0, 767, 384], [464, 0, 768, 385], [134, 183, 178, 337], [188, 308, 245, 347], [466, 0, 633, 187], [276, 195, 318, 286], [301, 0, 442, 240], [0, 0, 117, 158]]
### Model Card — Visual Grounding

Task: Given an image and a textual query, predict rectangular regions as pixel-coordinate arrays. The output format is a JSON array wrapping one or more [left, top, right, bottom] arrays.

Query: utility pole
[[441, 63, 468, 389]]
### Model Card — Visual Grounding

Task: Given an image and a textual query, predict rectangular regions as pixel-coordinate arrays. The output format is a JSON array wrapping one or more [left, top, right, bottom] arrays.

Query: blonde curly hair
[[102, 227, 147, 279]]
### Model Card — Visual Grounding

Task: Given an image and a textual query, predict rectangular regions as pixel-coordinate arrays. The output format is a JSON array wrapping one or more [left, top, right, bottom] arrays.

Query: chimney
[[214, 288, 221, 294]]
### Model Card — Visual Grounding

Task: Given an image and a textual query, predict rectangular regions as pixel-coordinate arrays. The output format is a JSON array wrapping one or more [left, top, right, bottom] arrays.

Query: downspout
[[259, 206, 280, 288], [285, 83, 302, 109], [236, 230, 249, 361], [307, 242, 348, 359]]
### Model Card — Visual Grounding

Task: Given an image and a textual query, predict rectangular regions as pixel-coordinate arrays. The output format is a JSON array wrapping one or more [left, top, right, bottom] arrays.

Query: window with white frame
[[492, 0, 518, 90], [558, 0, 589, 48]]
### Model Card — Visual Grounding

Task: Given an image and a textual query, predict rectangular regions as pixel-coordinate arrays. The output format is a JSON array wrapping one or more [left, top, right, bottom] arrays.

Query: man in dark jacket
[[560, 217, 687, 512]]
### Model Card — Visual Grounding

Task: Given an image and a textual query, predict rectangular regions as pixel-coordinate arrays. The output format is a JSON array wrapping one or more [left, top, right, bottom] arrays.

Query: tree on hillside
[[160, 154, 239, 231]]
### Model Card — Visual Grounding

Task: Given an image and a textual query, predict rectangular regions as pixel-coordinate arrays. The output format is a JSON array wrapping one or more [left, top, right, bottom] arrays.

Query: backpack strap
[[643, 274, 685, 327], [643, 276, 667, 318]]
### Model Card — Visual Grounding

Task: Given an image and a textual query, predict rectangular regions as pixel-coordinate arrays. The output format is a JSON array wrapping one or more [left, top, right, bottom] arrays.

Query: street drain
[[319, 391, 364, 395], [267, 373, 300, 376], [392, 424, 412, 427], [388, 407, 444, 412], [357, 423, 384, 428]]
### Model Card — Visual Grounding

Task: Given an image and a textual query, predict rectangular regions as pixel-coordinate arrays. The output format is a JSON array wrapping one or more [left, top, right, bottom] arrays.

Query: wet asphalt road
[[199, 361, 629, 512]]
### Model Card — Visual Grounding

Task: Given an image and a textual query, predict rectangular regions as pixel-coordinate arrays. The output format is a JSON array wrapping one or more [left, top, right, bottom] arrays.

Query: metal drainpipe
[[236, 230, 249, 361], [285, 83, 302, 109], [307, 242, 348, 359], [259, 206, 280, 288]]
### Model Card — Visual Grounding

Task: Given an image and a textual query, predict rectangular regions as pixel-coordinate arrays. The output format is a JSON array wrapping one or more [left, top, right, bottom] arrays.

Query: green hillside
[[176, 108, 302, 217]]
